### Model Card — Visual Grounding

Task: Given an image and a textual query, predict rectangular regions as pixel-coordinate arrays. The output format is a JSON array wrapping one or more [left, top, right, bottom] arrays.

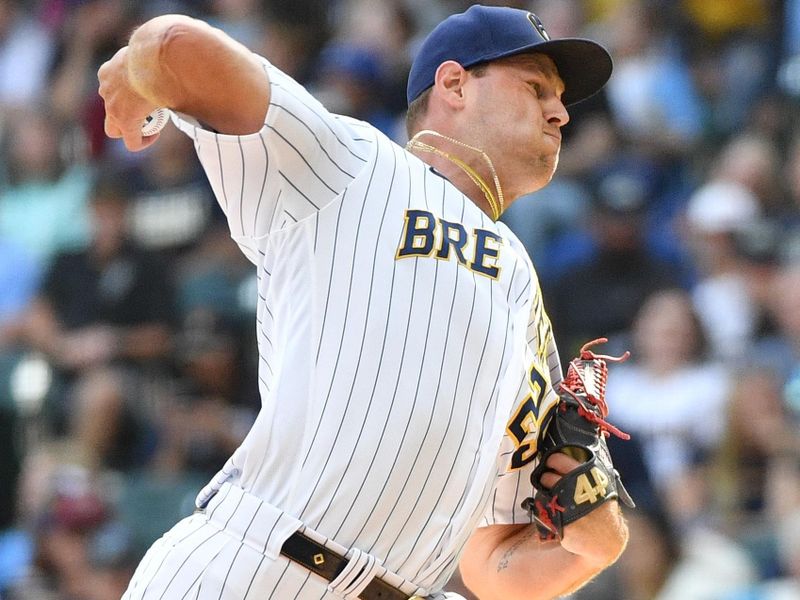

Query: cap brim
[[483, 38, 612, 106]]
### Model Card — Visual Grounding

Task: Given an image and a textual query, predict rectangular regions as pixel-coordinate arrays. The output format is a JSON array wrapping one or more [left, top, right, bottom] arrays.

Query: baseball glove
[[521, 338, 635, 540]]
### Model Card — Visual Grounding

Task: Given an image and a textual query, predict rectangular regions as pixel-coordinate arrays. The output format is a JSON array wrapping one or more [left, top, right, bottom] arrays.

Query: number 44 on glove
[[522, 338, 635, 541]]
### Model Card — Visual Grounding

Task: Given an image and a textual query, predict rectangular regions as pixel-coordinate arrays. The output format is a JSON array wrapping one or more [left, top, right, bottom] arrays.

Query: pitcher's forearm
[[460, 525, 597, 600], [125, 15, 187, 109], [125, 15, 269, 134], [460, 502, 628, 600]]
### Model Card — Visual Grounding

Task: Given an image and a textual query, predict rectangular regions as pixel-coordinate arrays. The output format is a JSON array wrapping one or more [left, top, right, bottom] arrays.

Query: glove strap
[[523, 445, 632, 540]]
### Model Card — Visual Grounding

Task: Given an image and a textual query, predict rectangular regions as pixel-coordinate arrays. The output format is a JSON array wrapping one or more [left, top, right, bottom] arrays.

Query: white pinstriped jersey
[[126, 57, 564, 599]]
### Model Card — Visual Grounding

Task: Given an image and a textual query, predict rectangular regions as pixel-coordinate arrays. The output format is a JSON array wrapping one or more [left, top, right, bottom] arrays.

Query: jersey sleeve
[[479, 321, 564, 527], [171, 56, 374, 263]]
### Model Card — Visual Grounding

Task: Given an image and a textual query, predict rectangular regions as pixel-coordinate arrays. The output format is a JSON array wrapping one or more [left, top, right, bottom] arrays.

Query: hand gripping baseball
[[522, 338, 635, 540], [140, 108, 169, 136], [98, 46, 163, 151]]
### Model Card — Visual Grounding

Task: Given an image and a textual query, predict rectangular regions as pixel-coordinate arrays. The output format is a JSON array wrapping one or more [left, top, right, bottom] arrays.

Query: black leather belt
[[280, 531, 416, 600]]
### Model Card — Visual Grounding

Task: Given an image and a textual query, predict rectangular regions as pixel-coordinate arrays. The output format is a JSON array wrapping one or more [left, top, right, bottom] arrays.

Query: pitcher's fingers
[[121, 126, 148, 151], [539, 471, 561, 489], [120, 126, 162, 151], [545, 452, 582, 474], [105, 117, 123, 138], [140, 132, 161, 149]]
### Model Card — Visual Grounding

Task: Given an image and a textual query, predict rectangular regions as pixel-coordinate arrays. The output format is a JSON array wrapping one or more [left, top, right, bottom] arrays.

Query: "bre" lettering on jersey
[[395, 209, 503, 279]]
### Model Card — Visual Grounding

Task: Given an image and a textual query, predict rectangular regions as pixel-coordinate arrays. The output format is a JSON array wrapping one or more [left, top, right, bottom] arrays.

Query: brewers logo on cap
[[527, 13, 550, 40]]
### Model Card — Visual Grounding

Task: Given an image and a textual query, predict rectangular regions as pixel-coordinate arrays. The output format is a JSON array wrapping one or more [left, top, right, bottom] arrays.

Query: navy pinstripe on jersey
[[124, 56, 562, 599]]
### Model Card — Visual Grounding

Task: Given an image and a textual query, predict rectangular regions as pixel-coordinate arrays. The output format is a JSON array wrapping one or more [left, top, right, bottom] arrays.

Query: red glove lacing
[[558, 338, 631, 441], [534, 496, 565, 540]]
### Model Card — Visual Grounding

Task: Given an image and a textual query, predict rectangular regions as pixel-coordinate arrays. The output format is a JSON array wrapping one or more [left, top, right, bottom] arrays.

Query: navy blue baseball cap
[[407, 5, 612, 107]]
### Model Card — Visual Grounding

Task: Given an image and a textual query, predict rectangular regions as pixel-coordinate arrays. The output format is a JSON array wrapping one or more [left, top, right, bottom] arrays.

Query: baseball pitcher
[[98, 5, 632, 599]]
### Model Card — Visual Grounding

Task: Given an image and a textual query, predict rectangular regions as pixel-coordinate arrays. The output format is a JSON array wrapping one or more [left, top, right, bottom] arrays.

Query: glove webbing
[[559, 338, 630, 441]]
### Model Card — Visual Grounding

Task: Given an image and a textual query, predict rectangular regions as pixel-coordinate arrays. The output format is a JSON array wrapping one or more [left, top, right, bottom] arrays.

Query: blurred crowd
[[1, 0, 800, 598]]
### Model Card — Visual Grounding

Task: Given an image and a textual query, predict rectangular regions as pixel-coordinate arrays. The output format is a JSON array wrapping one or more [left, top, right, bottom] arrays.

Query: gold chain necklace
[[405, 129, 504, 221]]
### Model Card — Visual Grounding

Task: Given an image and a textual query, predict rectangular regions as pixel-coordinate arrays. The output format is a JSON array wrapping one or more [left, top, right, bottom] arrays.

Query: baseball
[[141, 108, 169, 136]]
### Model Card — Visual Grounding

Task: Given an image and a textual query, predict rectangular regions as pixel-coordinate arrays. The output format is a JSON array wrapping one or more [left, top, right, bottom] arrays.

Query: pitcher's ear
[[433, 60, 470, 109]]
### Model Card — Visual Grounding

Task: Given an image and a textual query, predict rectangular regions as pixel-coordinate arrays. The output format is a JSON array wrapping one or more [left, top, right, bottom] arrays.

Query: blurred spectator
[[501, 175, 592, 275], [24, 172, 173, 374], [122, 124, 215, 252], [723, 510, 800, 599], [69, 368, 156, 473], [543, 166, 680, 358], [732, 219, 784, 343], [652, 526, 756, 599], [682, 0, 774, 139], [0, 389, 25, 597], [154, 225, 259, 472], [174, 223, 256, 325], [0, 239, 40, 347], [784, 131, 800, 218], [572, 507, 680, 600], [336, 0, 414, 67], [712, 134, 786, 220], [602, 0, 705, 155], [157, 309, 257, 475], [335, 0, 436, 120], [606, 288, 731, 529], [206, 0, 265, 48], [0, 0, 55, 112], [778, 131, 800, 259], [681, 0, 768, 39], [574, 505, 757, 600], [8, 460, 138, 600], [32, 479, 111, 599], [21, 173, 174, 469], [779, 0, 800, 103], [314, 42, 398, 138], [82, 520, 139, 600], [684, 180, 761, 360], [47, 0, 138, 158], [256, 0, 329, 81], [712, 367, 800, 579], [746, 92, 797, 155], [756, 263, 800, 417], [0, 108, 91, 270], [613, 508, 682, 600]]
